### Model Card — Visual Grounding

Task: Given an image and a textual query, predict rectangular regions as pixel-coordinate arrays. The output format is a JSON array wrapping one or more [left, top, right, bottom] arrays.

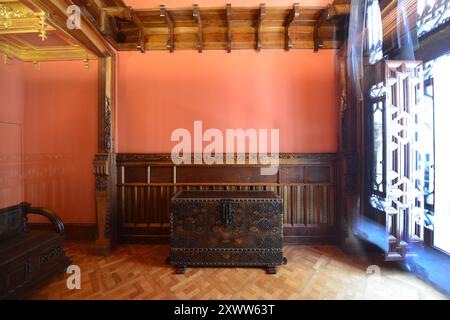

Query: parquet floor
[[30, 242, 448, 300]]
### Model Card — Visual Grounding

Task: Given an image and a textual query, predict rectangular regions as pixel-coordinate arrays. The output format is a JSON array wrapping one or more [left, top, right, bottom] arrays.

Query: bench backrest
[[0, 202, 30, 241]]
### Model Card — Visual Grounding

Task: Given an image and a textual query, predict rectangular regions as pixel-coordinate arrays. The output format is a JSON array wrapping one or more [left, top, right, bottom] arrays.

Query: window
[[422, 67, 435, 228], [427, 52, 450, 254], [417, 0, 450, 38], [367, 0, 383, 64], [369, 82, 386, 196], [364, 0, 450, 259], [366, 60, 425, 260]]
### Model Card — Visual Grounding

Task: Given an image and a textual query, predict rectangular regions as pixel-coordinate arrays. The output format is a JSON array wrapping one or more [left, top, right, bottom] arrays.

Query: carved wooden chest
[[169, 190, 286, 274]]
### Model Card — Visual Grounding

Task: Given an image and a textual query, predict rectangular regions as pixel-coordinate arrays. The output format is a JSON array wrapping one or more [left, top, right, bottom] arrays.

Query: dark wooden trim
[[116, 153, 337, 163], [98, 58, 107, 154], [28, 223, 97, 242]]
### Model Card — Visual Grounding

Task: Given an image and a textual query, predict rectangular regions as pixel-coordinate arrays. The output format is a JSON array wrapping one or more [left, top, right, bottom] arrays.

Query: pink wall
[[118, 50, 338, 153], [0, 54, 24, 208], [22, 60, 98, 223]]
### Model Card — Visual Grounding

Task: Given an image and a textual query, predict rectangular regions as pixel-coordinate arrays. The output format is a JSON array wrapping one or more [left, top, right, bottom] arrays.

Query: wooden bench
[[0, 202, 69, 299]]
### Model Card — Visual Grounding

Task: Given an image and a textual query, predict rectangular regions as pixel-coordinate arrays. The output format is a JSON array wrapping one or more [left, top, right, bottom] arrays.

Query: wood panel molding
[[116, 153, 337, 244], [116, 153, 337, 163]]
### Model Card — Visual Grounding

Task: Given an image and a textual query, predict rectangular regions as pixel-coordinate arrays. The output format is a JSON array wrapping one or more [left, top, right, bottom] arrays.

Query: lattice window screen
[[417, 0, 450, 38], [384, 61, 425, 261]]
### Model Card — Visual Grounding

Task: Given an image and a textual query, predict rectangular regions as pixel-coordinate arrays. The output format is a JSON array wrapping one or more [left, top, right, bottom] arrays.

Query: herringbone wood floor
[[30, 242, 448, 300]]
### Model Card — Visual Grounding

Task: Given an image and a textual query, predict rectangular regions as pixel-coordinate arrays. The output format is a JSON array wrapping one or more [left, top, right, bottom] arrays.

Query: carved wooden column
[[93, 56, 116, 255], [93, 153, 110, 254], [337, 41, 362, 253]]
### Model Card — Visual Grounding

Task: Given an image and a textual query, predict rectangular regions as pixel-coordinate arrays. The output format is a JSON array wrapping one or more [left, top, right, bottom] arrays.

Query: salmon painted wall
[[119, 1, 338, 152], [118, 49, 338, 153], [23, 60, 98, 223], [0, 54, 24, 208]]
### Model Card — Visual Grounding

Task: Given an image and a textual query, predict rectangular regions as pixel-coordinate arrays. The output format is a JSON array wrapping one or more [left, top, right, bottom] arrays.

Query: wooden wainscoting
[[116, 153, 337, 244]]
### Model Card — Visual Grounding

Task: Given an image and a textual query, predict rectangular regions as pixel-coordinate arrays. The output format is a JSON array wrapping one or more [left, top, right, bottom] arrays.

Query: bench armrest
[[27, 207, 65, 234]]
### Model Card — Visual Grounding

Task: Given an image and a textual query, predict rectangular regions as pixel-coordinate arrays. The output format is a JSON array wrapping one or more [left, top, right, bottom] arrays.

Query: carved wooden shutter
[[365, 60, 425, 261], [384, 61, 425, 260]]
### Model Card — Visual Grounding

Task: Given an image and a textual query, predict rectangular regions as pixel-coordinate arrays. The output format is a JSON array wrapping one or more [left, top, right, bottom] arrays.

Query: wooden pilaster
[[93, 56, 116, 255]]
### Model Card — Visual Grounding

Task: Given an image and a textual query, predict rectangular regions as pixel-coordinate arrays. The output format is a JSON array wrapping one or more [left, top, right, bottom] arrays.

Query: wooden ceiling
[[76, 0, 351, 52], [0, 0, 350, 63]]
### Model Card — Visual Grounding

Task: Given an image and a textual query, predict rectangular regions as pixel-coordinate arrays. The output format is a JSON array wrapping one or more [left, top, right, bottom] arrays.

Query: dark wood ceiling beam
[[333, 2, 351, 15], [102, 7, 131, 22], [313, 3, 336, 52], [128, 7, 146, 53], [72, 1, 126, 46], [160, 5, 174, 52], [227, 3, 232, 53], [37, 0, 350, 52], [285, 3, 300, 51], [193, 4, 203, 53], [256, 3, 266, 51]]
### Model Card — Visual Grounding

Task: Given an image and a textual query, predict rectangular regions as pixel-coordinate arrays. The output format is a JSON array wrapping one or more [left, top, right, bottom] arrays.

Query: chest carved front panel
[[169, 190, 286, 274]]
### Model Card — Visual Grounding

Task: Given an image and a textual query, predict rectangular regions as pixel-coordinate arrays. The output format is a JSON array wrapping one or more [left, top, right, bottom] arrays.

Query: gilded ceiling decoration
[[0, 0, 94, 63]]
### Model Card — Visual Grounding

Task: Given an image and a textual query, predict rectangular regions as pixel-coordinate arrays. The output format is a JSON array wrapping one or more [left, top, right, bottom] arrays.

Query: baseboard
[[118, 234, 170, 244], [283, 235, 337, 245], [28, 223, 96, 242], [27, 223, 337, 245], [118, 234, 336, 245], [283, 226, 337, 245]]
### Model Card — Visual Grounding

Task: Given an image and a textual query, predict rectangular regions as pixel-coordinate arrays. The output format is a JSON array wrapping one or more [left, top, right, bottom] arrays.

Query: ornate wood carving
[[93, 153, 111, 254], [0, 203, 68, 299], [104, 96, 112, 152], [169, 190, 286, 274]]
